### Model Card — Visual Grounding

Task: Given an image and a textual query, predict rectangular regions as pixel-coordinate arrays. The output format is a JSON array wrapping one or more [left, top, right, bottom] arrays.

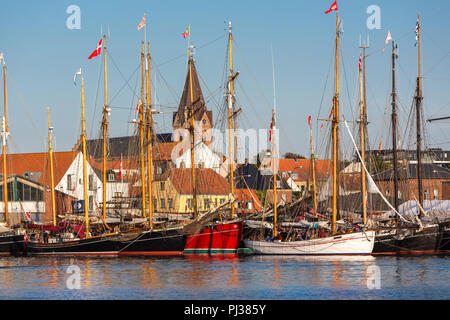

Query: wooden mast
[[2, 61, 8, 223], [139, 41, 147, 218], [81, 73, 90, 237], [415, 13, 424, 215], [146, 42, 154, 228], [359, 52, 367, 225], [331, 12, 340, 234], [272, 109, 277, 238], [228, 22, 236, 219], [47, 108, 57, 227], [309, 118, 317, 218], [188, 47, 198, 219], [391, 40, 400, 214], [102, 34, 108, 219]]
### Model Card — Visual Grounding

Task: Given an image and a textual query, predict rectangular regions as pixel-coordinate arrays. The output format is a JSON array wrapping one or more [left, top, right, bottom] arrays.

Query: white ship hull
[[244, 231, 375, 255]]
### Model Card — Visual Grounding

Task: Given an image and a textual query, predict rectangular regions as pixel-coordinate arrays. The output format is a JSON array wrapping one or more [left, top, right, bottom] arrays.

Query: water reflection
[[0, 255, 448, 299]]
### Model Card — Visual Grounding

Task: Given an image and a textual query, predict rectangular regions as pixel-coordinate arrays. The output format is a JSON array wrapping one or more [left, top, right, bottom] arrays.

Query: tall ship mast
[[228, 22, 236, 220], [2, 59, 9, 224], [415, 14, 424, 215], [47, 108, 57, 227], [102, 34, 109, 220], [331, 11, 340, 235], [243, 2, 375, 255]]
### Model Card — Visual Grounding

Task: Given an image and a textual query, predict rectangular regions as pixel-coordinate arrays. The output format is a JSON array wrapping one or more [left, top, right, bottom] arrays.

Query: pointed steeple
[[173, 57, 210, 129]]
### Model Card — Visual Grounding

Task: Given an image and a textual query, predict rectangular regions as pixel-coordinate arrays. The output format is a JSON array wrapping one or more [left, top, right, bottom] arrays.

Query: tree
[[283, 152, 306, 160]]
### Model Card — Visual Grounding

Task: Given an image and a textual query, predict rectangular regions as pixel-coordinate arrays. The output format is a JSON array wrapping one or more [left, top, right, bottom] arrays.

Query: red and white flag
[[269, 120, 273, 142], [308, 115, 312, 127], [0, 52, 3, 63], [358, 51, 362, 72], [325, 1, 338, 14], [382, 31, 392, 54], [137, 14, 146, 30], [88, 38, 102, 59]]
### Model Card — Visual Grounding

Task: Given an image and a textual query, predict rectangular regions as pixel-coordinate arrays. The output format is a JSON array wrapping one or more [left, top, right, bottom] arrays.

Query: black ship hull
[[438, 228, 450, 252], [0, 233, 25, 256], [373, 225, 441, 255], [25, 233, 121, 256], [117, 228, 186, 256]]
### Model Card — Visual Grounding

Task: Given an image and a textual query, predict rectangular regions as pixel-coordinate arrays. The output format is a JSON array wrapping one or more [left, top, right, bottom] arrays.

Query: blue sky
[[1, 0, 450, 159]]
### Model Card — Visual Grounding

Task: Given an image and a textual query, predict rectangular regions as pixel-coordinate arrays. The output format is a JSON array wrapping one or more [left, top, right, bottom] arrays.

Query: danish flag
[[88, 38, 102, 59], [325, 1, 338, 14], [137, 15, 146, 30]]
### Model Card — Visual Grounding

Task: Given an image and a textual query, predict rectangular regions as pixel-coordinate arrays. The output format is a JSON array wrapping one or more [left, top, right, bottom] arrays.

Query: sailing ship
[[243, 10, 375, 255], [0, 55, 26, 256], [369, 15, 448, 255], [113, 26, 187, 256], [25, 51, 121, 255], [174, 22, 243, 255]]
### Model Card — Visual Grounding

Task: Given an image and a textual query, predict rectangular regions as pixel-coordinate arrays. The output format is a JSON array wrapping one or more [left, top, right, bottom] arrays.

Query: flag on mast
[[0, 52, 3, 64], [414, 20, 419, 47], [73, 68, 82, 86], [308, 115, 312, 127], [182, 25, 190, 38], [269, 120, 273, 142], [359, 51, 362, 72], [382, 30, 392, 54], [137, 15, 146, 30], [88, 38, 102, 59], [325, 1, 338, 14]]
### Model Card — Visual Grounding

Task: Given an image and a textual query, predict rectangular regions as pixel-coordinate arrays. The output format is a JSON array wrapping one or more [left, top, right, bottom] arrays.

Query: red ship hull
[[184, 221, 243, 255]]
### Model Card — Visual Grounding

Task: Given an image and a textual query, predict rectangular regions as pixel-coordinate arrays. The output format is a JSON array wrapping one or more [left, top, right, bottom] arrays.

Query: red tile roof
[[0, 151, 77, 187], [278, 158, 331, 180], [163, 168, 229, 195]]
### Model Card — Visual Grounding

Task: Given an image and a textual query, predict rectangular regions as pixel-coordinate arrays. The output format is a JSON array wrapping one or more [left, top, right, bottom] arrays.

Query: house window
[[153, 197, 157, 210], [168, 198, 173, 209], [424, 189, 429, 200], [434, 189, 439, 200], [160, 182, 165, 191], [114, 192, 122, 198], [187, 198, 193, 209], [204, 198, 210, 210], [88, 174, 95, 190], [108, 173, 115, 182], [160, 199, 165, 209], [88, 195, 94, 211], [220, 198, 225, 205], [67, 174, 72, 190]]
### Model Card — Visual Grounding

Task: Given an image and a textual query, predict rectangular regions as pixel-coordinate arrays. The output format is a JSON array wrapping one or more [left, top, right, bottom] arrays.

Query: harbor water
[[0, 255, 449, 300]]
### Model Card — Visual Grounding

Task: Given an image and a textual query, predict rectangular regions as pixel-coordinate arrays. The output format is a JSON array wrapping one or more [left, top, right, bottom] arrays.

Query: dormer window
[[108, 173, 115, 182]]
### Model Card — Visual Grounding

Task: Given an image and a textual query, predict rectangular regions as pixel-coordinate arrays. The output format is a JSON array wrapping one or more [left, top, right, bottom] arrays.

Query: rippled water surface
[[0, 255, 449, 300]]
